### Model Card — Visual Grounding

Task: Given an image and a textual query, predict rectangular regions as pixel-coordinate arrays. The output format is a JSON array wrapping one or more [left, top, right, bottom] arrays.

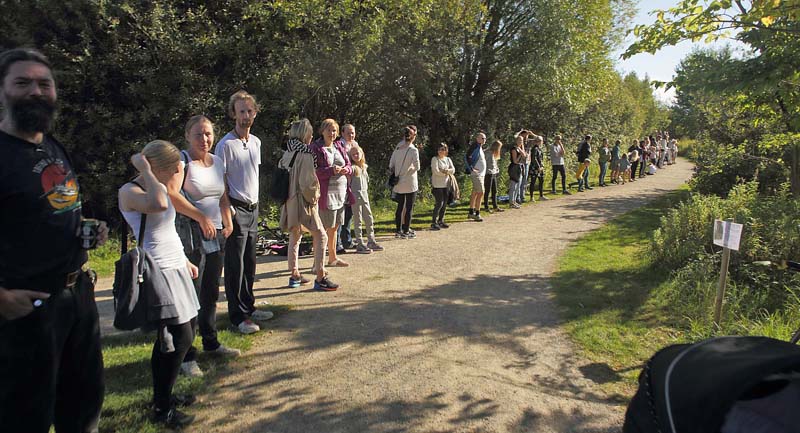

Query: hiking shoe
[[437, 222, 449, 229], [405, 230, 416, 239], [355, 244, 372, 254], [586, 186, 594, 190], [153, 407, 195, 429], [493, 207, 505, 212], [179, 361, 204, 378], [562, 190, 571, 195], [577, 187, 584, 192], [367, 240, 384, 251], [250, 310, 274, 321], [205, 344, 241, 357], [539, 195, 549, 201], [288, 275, 310, 288], [314, 276, 339, 291], [474, 214, 484, 222], [395, 231, 407, 239], [237, 320, 260, 334], [430, 223, 440, 231]]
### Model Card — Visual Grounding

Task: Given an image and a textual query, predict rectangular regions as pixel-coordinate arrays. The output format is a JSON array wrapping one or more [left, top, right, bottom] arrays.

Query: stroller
[[255, 221, 311, 256], [624, 262, 800, 433]]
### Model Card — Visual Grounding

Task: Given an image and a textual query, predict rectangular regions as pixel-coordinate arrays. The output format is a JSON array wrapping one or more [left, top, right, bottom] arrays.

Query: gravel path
[[96, 160, 693, 432]]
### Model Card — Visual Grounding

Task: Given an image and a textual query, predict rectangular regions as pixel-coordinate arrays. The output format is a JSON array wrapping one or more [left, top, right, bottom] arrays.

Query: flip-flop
[[327, 259, 350, 267]]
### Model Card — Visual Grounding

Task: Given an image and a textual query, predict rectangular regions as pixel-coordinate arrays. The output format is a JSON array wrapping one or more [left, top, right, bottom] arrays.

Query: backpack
[[269, 150, 300, 203]]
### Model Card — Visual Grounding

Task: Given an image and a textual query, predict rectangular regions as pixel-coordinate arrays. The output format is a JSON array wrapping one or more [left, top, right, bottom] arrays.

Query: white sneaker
[[179, 360, 204, 378], [205, 345, 242, 357], [237, 320, 260, 334], [250, 310, 274, 321]]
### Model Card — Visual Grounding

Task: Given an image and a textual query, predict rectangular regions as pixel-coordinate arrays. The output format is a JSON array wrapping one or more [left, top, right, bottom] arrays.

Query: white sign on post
[[713, 219, 743, 251]]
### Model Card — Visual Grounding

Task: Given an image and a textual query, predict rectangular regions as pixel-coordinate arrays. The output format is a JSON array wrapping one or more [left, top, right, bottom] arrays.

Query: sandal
[[327, 258, 350, 267]]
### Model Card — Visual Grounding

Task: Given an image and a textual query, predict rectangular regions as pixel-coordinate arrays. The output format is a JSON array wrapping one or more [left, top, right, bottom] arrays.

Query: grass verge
[[551, 186, 692, 395], [100, 305, 291, 433]]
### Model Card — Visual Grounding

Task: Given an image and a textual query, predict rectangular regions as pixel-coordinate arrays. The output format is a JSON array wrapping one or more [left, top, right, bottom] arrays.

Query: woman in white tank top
[[117, 140, 199, 428]]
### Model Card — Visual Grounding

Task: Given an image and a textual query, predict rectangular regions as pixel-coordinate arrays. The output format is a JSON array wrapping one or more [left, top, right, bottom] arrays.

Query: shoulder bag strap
[[288, 149, 300, 168], [129, 180, 148, 244], [394, 148, 411, 177]]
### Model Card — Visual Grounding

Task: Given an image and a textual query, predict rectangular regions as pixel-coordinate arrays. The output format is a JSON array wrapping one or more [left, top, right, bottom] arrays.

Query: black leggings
[[551, 165, 566, 191], [152, 320, 195, 411], [394, 191, 417, 232], [483, 173, 498, 209], [432, 187, 448, 224], [631, 161, 640, 179], [530, 170, 545, 197]]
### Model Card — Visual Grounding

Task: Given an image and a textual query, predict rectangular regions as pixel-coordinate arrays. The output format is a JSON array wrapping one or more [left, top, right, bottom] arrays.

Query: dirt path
[[98, 160, 694, 432]]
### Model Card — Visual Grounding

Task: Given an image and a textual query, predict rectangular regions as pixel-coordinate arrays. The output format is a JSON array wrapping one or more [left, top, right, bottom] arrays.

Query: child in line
[[618, 153, 631, 184], [349, 146, 384, 253]]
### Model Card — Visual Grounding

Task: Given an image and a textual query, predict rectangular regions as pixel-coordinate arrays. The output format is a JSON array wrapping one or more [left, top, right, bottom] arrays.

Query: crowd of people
[[0, 47, 680, 431]]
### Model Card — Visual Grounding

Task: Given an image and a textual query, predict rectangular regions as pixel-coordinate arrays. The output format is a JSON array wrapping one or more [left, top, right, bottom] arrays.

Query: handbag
[[269, 150, 300, 203], [175, 151, 204, 254], [113, 182, 177, 331]]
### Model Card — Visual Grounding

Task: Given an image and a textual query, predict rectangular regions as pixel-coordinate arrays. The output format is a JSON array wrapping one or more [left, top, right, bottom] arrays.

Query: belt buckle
[[65, 270, 80, 289]]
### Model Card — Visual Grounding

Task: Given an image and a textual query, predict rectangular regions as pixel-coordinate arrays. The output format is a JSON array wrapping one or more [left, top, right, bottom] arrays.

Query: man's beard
[[5, 94, 57, 133]]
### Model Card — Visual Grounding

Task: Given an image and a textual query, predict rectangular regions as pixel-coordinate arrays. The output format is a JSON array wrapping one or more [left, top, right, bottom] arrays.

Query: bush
[[649, 181, 800, 337]]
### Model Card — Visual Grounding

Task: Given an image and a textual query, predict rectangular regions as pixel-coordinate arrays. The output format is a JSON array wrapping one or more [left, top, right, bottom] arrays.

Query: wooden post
[[713, 218, 734, 329]]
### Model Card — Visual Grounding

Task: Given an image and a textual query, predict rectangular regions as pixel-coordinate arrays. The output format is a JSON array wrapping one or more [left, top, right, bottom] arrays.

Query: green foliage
[[0, 0, 662, 229]]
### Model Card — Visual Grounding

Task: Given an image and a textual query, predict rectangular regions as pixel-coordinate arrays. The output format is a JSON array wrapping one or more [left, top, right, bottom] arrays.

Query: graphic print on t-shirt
[[34, 157, 80, 213]]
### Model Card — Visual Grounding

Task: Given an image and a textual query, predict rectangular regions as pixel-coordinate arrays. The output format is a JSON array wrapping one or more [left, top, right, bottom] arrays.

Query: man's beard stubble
[[5, 94, 57, 133]]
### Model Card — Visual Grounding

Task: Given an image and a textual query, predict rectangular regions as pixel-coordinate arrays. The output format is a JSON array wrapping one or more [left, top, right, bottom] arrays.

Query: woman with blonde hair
[[169, 115, 240, 379], [483, 140, 504, 213], [310, 119, 353, 268], [118, 140, 200, 428], [348, 145, 384, 252], [508, 134, 526, 208], [281, 119, 337, 291]]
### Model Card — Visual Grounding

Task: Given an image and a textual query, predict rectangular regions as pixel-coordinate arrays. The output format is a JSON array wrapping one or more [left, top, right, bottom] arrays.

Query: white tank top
[[121, 183, 187, 270]]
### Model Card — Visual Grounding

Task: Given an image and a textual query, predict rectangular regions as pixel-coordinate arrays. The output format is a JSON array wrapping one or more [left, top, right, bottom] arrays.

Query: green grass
[[100, 305, 291, 433], [551, 186, 692, 395], [87, 238, 122, 278]]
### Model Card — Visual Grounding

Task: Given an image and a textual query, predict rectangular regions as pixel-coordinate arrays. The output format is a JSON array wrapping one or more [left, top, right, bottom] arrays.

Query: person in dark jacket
[[528, 135, 548, 201], [576, 134, 593, 191]]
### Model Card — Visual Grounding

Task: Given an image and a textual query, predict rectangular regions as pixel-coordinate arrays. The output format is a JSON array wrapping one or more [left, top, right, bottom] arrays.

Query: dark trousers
[[551, 164, 566, 191], [394, 191, 417, 232], [151, 320, 195, 411], [530, 170, 544, 197], [482, 173, 498, 210], [639, 158, 646, 177], [0, 271, 104, 433], [225, 205, 258, 326], [432, 187, 448, 224], [185, 230, 225, 355], [337, 205, 353, 249], [631, 161, 640, 179]]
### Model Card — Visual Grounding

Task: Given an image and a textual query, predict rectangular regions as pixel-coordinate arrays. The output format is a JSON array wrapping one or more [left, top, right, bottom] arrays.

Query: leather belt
[[230, 197, 258, 211], [3, 269, 81, 292]]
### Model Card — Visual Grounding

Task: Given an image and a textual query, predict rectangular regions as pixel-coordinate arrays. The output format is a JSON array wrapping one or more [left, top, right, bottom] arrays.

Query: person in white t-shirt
[[168, 115, 241, 378], [214, 90, 271, 335]]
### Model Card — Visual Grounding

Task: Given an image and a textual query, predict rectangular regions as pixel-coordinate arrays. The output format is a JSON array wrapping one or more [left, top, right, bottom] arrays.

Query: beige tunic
[[279, 150, 323, 233]]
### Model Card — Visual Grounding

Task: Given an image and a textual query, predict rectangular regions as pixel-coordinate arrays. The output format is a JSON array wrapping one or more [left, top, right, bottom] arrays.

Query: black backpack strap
[[288, 150, 300, 168], [128, 180, 148, 244]]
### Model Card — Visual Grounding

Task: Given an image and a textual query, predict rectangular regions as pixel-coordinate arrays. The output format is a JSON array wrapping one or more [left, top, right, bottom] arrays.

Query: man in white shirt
[[214, 90, 272, 334]]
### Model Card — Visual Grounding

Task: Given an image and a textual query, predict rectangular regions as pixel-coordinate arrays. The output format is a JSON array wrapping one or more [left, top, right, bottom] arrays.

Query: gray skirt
[[162, 266, 200, 325]]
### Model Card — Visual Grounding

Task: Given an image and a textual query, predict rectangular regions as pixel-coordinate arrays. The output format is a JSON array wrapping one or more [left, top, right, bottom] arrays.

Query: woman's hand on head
[[131, 153, 152, 174]]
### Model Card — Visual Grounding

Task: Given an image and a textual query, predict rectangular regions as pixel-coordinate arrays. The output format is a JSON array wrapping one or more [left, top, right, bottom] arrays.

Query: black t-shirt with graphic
[[0, 130, 87, 284]]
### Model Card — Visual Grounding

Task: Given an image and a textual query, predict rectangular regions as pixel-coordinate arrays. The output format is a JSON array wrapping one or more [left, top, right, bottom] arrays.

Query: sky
[[614, 0, 749, 105]]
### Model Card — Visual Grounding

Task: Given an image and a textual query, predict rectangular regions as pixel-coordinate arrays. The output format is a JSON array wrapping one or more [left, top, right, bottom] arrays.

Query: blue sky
[[614, 0, 748, 104]]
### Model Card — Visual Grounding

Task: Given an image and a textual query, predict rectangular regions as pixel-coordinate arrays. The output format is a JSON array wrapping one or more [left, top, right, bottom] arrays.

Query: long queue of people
[[0, 45, 681, 431]]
